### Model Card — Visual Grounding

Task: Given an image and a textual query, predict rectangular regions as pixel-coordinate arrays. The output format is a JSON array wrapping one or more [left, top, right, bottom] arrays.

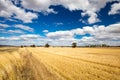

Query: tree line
[[21, 43, 110, 48]]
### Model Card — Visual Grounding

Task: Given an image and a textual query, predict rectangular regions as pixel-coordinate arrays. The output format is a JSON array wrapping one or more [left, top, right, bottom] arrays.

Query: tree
[[101, 44, 109, 47], [21, 45, 24, 48], [30, 44, 35, 47], [45, 43, 50, 48], [72, 42, 77, 48], [32, 44, 35, 47]]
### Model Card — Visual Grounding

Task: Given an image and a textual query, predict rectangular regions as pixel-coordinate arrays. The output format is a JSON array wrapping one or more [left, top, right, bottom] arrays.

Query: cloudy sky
[[0, 0, 120, 46]]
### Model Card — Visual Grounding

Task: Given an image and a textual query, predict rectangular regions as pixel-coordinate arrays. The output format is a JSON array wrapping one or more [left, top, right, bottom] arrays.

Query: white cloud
[[79, 19, 87, 24], [0, 23, 10, 28], [0, 0, 38, 23], [0, 1, 120, 46], [21, 0, 116, 24], [0, 0, 119, 24], [0, 34, 40, 41], [0, 23, 116, 46], [56, 0, 108, 24], [54, 0, 89, 11], [19, 34, 41, 40], [88, 0, 109, 12], [43, 30, 49, 33], [0, 24, 34, 34], [109, 2, 120, 15], [21, 0, 57, 14], [81, 11, 100, 24], [90, 23, 120, 41], [46, 30, 74, 40], [0, 23, 120, 46], [80, 36, 97, 42], [21, 0, 51, 11], [57, 0, 115, 24], [71, 28, 85, 35], [7, 30, 24, 34], [54, 0, 99, 24], [54, 22, 63, 26], [8, 18, 18, 22], [0, 29, 24, 34], [83, 26, 94, 34], [106, 23, 120, 33], [14, 11, 37, 23], [14, 24, 34, 32], [0, 34, 41, 45], [45, 23, 120, 46], [43, 9, 58, 15]]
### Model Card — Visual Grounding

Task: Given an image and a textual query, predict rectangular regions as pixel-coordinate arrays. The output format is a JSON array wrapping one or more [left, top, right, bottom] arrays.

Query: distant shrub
[[87, 44, 110, 47]]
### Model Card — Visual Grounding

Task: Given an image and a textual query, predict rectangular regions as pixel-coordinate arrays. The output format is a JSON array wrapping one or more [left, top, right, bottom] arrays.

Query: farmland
[[0, 47, 120, 80]]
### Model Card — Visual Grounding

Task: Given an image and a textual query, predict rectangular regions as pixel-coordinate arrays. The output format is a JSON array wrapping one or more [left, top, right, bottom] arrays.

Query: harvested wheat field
[[0, 47, 120, 80]]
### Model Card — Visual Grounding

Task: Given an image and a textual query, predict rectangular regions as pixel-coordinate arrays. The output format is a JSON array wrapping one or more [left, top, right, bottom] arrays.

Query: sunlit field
[[0, 47, 120, 80]]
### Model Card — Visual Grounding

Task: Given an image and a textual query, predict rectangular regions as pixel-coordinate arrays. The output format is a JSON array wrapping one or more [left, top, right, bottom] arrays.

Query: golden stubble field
[[0, 47, 120, 80]]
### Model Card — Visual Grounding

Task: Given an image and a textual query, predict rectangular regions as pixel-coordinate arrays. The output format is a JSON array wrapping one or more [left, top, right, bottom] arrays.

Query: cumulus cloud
[[54, 0, 89, 11], [46, 26, 94, 40], [0, 0, 119, 24], [45, 23, 120, 46], [0, 0, 38, 23], [46, 31, 74, 40], [0, 22, 120, 46], [21, 0, 118, 24], [21, 0, 57, 14], [43, 8, 58, 15], [55, 0, 119, 24], [0, 0, 120, 46], [53, 0, 107, 24], [46, 23, 120, 40], [14, 24, 34, 32], [106, 23, 120, 33], [71, 28, 85, 35], [109, 2, 120, 15], [83, 26, 94, 34], [1, 23, 119, 46], [81, 11, 100, 24], [80, 36, 97, 43]]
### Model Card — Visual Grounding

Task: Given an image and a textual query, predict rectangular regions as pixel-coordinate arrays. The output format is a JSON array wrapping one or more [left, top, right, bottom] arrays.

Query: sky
[[0, 0, 120, 46]]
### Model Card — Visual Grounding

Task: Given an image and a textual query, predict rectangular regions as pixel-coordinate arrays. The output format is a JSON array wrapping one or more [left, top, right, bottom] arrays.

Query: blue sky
[[0, 0, 120, 46]]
